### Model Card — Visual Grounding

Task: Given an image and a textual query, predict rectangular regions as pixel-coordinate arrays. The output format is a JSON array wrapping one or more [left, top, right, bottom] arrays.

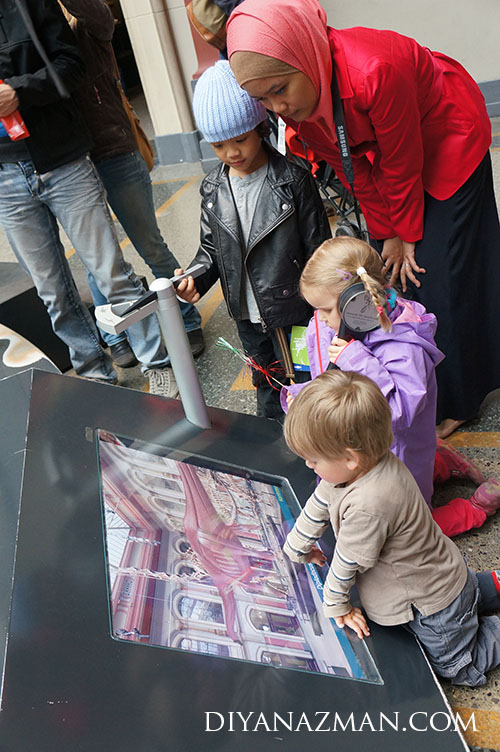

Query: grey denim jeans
[[406, 569, 500, 686]]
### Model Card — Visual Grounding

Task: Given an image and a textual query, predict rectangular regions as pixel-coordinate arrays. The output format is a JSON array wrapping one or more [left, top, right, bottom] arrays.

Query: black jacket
[[189, 146, 331, 330], [0, 0, 91, 172], [60, 0, 137, 163]]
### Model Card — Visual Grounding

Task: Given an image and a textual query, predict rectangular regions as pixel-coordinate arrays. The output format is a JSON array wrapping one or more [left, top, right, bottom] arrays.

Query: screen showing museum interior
[[96, 430, 381, 684]]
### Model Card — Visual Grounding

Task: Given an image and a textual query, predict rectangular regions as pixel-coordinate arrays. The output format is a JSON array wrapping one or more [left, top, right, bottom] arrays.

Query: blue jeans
[[88, 151, 201, 346], [0, 156, 169, 378]]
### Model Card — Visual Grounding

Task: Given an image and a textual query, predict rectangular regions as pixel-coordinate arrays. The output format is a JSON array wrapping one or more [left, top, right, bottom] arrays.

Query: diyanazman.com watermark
[[205, 710, 476, 733]]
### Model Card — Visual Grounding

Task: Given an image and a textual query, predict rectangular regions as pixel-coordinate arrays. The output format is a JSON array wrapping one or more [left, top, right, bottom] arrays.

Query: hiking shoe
[[187, 328, 205, 358], [109, 339, 137, 368], [436, 438, 485, 485], [145, 367, 179, 398], [470, 479, 500, 516]]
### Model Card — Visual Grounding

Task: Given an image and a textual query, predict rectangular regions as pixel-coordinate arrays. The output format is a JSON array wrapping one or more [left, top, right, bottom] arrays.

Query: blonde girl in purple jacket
[[283, 237, 500, 540]]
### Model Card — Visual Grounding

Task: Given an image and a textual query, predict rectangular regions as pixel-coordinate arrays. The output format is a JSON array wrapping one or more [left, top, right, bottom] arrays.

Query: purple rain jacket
[[281, 298, 445, 506]]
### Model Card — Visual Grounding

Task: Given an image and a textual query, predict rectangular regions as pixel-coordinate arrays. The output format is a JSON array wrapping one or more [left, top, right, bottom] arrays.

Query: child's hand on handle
[[305, 546, 327, 567], [328, 336, 349, 364], [334, 607, 370, 639], [174, 268, 200, 303], [286, 389, 294, 407]]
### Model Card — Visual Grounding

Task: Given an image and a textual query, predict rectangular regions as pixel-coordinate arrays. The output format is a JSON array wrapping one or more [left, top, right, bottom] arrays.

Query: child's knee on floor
[[407, 569, 500, 686]]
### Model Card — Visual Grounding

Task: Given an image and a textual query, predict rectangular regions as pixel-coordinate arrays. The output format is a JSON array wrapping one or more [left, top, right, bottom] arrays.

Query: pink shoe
[[470, 479, 500, 516], [436, 439, 486, 485]]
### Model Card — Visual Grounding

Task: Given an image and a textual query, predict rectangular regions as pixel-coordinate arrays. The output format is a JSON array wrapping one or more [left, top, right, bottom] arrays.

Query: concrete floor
[[1, 108, 500, 750]]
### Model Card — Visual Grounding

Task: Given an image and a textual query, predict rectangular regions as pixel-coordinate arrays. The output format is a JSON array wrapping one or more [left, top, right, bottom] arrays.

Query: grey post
[[150, 278, 211, 429]]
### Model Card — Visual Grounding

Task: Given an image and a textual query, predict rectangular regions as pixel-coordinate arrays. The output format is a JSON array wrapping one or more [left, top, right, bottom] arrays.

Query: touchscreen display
[[97, 429, 381, 684]]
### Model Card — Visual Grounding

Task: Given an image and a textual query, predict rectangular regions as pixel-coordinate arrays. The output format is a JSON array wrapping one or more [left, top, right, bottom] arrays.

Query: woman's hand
[[334, 607, 370, 639], [174, 268, 200, 303], [381, 237, 425, 292]]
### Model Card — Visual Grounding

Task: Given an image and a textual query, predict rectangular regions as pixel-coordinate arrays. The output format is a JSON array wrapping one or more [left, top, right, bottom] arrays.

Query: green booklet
[[290, 325, 310, 372]]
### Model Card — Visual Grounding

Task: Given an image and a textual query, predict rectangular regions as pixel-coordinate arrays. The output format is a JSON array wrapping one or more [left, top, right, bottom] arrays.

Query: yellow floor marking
[[64, 174, 201, 260], [198, 283, 224, 326], [195, 285, 254, 390], [151, 174, 200, 220], [447, 431, 500, 448], [451, 706, 500, 750], [230, 367, 255, 392]]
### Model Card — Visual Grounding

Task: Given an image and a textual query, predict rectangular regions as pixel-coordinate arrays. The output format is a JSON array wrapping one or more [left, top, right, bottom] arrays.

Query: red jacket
[[296, 27, 491, 241]]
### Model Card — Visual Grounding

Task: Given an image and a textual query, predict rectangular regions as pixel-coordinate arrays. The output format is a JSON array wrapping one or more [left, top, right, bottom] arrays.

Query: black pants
[[374, 153, 500, 423], [236, 319, 310, 420]]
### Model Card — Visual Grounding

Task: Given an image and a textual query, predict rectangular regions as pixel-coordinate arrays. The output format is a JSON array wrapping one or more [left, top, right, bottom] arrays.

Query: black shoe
[[109, 340, 137, 368], [187, 328, 205, 358]]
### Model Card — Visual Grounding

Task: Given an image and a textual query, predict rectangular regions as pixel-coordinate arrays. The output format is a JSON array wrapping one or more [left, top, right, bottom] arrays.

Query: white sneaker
[[145, 367, 179, 398]]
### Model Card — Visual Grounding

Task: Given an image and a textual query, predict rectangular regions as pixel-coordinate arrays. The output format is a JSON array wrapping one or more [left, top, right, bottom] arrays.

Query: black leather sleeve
[[185, 201, 222, 299], [293, 167, 332, 263]]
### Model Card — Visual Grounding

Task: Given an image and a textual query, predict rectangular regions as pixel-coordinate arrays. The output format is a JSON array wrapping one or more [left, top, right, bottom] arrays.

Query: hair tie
[[336, 268, 353, 280], [376, 305, 384, 316], [385, 287, 397, 311], [356, 266, 367, 277]]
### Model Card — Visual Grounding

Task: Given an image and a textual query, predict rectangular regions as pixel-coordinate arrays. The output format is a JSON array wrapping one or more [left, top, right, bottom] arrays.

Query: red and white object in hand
[[0, 80, 29, 141]]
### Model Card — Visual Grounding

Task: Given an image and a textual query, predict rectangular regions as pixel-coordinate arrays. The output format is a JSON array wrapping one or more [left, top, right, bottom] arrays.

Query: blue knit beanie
[[193, 60, 267, 143]]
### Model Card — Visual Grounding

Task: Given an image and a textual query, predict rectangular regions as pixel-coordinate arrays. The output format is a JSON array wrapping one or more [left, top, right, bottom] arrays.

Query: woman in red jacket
[[227, 0, 500, 439]]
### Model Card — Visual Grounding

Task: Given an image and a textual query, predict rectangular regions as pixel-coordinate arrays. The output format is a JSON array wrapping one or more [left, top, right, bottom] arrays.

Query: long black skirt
[[405, 153, 500, 423]]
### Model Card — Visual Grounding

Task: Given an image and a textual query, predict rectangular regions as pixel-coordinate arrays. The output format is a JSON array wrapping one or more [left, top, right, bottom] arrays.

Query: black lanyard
[[330, 58, 364, 233]]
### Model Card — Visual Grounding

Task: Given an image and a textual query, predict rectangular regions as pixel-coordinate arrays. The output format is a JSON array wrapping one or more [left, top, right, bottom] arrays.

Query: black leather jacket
[[0, 0, 91, 172], [189, 146, 331, 330]]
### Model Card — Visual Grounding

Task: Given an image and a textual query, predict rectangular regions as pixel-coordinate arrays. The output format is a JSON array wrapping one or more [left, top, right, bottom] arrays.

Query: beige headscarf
[[230, 51, 297, 89]]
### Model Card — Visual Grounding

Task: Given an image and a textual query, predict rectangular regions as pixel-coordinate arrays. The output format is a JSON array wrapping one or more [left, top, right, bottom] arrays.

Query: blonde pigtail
[[301, 237, 394, 333], [357, 268, 393, 332]]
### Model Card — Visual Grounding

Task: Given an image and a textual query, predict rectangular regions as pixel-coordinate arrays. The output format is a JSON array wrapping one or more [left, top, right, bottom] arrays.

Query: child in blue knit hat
[[176, 60, 331, 419]]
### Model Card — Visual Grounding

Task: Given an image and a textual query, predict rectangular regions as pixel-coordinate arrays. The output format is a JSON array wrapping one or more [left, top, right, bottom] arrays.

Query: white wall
[[163, 0, 201, 94], [322, 0, 500, 83], [162, 0, 210, 93], [120, 0, 195, 134]]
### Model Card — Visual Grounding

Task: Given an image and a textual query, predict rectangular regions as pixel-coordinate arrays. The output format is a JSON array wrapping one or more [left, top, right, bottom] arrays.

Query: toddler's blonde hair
[[300, 237, 392, 331], [284, 370, 393, 467]]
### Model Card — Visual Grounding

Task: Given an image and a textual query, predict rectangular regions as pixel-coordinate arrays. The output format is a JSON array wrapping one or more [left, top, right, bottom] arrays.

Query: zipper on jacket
[[216, 226, 236, 320], [94, 85, 102, 105], [246, 204, 294, 256], [243, 205, 295, 331], [243, 256, 268, 332]]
